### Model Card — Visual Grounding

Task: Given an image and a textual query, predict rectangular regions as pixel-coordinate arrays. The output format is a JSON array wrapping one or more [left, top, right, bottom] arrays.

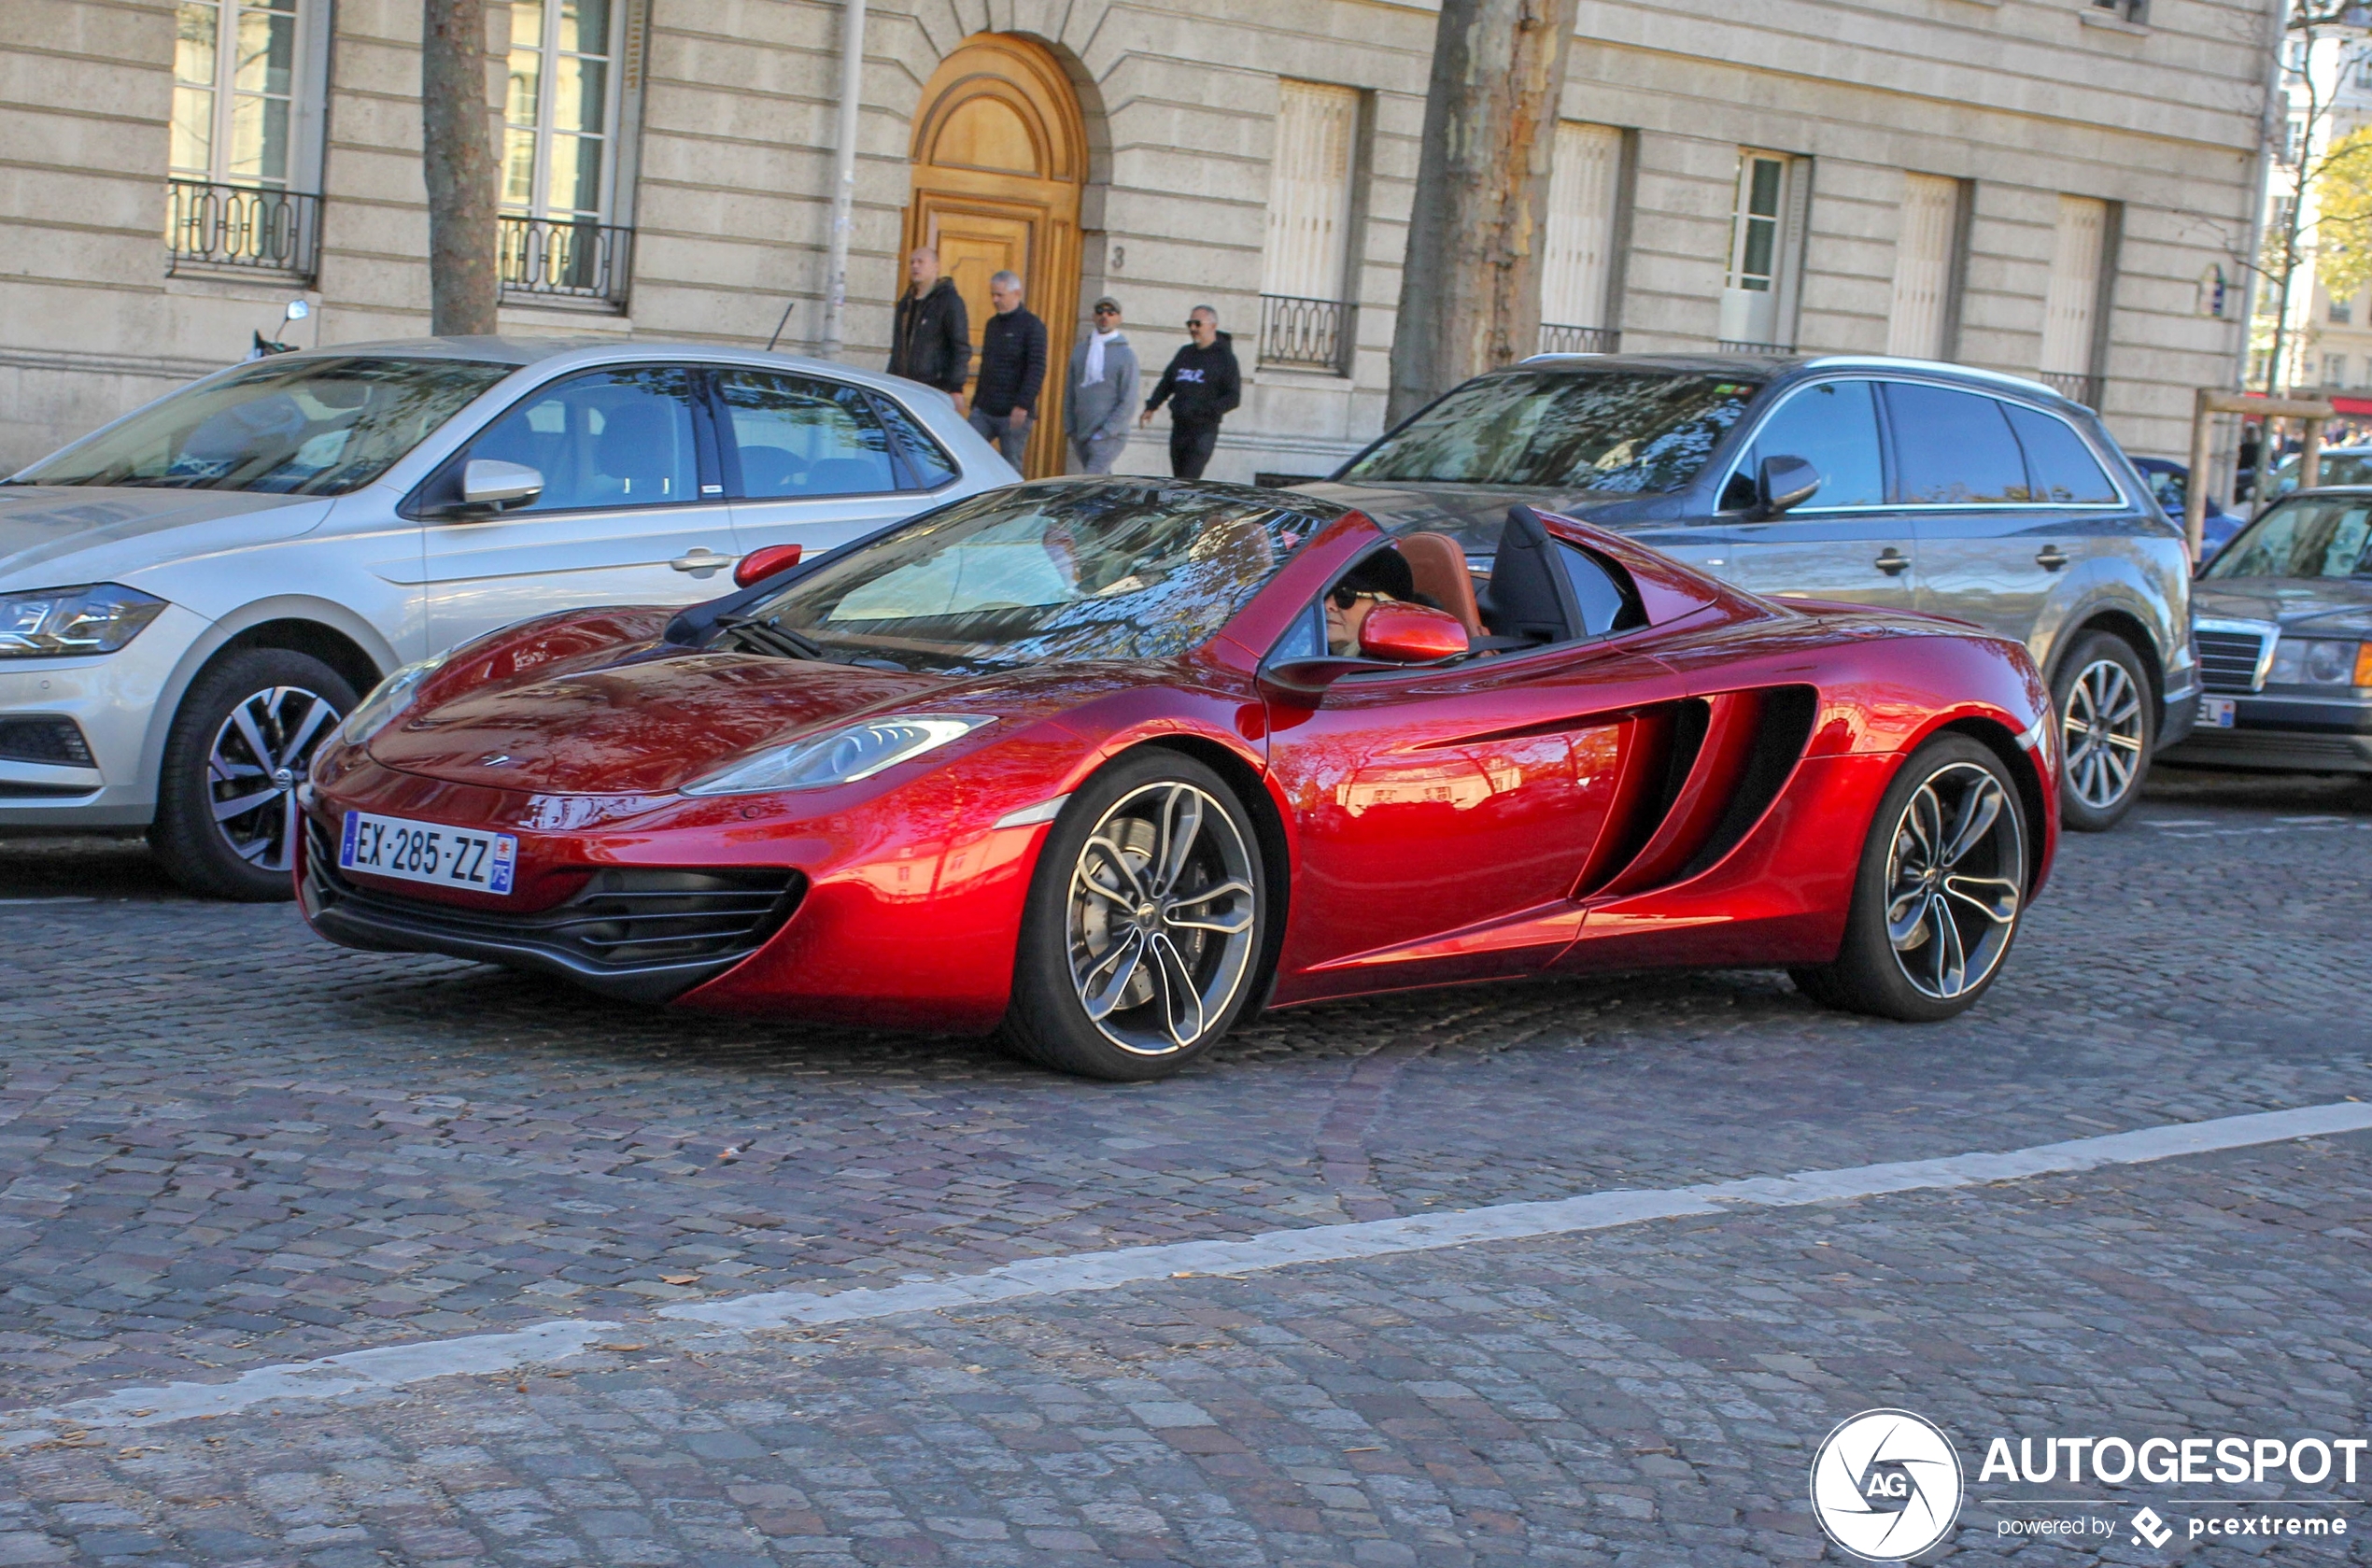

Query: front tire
[[2053, 630, 2153, 831], [1000, 751, 1265, 1081], [1791, 734, 2030, 1023], [149, 647, 356, 901]]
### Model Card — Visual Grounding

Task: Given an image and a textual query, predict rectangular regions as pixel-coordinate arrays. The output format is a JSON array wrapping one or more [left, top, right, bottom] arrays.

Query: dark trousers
[[1168, 420, 1220, 479]]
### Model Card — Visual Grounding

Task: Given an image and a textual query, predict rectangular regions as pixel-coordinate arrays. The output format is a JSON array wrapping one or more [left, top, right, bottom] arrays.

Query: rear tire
[[1000, 751, 1265, 1081], [1790, 734, 2030, 1024], [2052, 630, 2153, 832], [149, 647, 356, 902]]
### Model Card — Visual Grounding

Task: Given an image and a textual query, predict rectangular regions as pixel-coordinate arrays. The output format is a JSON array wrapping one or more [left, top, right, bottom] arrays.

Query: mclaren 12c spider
[[299, 477, 2059, 1080]]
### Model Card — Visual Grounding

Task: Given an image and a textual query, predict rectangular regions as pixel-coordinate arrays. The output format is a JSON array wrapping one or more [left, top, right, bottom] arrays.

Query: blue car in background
[[2132, 456, 2245, 564]]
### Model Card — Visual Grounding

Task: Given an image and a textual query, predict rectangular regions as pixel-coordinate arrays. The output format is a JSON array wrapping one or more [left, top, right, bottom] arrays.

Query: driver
[[1324, 547, 1422, 656]]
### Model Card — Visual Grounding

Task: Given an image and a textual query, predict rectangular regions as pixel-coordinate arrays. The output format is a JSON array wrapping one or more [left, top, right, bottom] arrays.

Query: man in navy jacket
[[1140, 304, 1241, 479]]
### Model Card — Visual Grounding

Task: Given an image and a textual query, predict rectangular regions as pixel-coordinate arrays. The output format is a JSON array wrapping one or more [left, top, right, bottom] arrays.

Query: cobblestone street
[[1, 768, 2367, 1566]]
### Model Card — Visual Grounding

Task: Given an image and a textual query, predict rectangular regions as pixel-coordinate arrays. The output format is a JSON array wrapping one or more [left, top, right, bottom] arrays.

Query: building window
[[501, 0, 638, 304], [1719, 149, 1809, 353], [2093, 0, 2149, 22], [2331, 292, 2354, 324], [2040, 194, 2120, 408], [1539, 122, 1629, 356], [166, 0, 327, 276], [1258, 79, 1363, 373], [2328, 354, 2349, 386], [1887, 173, 1968, 360]]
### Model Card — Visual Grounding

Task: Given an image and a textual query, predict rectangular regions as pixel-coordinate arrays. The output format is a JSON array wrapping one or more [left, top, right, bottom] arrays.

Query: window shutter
[[1261, 81, 1360, 303], [2041, 195, 2109, 376], [1887, 173, 1959, 359], [1543, 122, 1622, 329]]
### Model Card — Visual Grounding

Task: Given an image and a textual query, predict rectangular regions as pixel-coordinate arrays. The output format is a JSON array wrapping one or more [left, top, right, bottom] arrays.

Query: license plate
[[338, 810, 516, 895], [2197, 696, 2238, 728]]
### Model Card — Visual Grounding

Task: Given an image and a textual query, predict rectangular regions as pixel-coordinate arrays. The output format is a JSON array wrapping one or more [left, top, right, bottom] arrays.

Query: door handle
[[2035, 545, 2070, 572], [1873, 546, 1910, 577], [671, 546, 736, 577]]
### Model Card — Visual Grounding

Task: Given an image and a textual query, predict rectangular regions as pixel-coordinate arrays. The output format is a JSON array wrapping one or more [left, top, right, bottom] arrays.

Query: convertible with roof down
[[299, 477, 2059, 1080]]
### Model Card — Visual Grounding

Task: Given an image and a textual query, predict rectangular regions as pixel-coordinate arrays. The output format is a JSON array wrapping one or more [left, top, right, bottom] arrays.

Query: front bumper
[[0, 603, 210, 829], [2159, 691, 2372, 773]]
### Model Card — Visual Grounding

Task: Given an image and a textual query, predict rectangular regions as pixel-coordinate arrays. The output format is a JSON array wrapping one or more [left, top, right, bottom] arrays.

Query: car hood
[[1292, 479, 1623, 556], [0, 485, 325, 589], [2192, 577, 2372, 638]]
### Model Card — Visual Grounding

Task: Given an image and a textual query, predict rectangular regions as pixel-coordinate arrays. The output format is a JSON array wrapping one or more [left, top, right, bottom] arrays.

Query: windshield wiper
[[713, 613, 828, 662]]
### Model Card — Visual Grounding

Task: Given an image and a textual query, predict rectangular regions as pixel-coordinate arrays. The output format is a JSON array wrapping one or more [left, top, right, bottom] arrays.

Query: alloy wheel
[[1066, 782, 1258, 1056], [1884, 759, 2025, 1001], [2060, 657, 2144, 811], [206, 685, 342, 873]]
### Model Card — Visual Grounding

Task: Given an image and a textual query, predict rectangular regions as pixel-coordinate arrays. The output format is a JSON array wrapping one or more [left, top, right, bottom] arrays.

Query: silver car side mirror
[[461, 459, 544, 511]]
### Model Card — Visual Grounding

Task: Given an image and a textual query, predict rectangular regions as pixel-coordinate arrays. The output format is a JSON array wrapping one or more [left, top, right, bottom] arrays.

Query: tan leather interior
[[1398, 531, 1484, 638]]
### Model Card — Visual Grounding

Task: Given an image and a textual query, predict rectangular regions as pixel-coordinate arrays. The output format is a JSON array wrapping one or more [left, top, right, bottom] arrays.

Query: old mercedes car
[[299, 477, 2058, 1081], [1294, 353, 2195, 831], [2166, 487, 2372, 774]]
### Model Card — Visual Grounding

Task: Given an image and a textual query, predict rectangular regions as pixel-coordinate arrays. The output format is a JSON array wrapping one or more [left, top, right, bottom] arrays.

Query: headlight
[[2267, 637, 2372, 686], [0, 584, 167, 657], [335, 650, 451, 747], [683, 714, 993, 797]]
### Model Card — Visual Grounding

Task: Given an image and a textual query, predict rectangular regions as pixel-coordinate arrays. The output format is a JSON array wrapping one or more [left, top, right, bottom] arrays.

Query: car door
[[715, 369, 948, 559], [420, 364, 736, 651], [1263, 544, 1686, 999], [1890, 382, 2076, 644], [1705, 377, 1918, 609]]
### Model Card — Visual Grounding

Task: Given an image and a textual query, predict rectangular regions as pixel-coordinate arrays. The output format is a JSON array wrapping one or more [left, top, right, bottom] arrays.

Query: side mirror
[[733, 542, 803, 588], [1754, 454, 1821, 518], [1358, 601, 1471, 663], [460, 459, 544, 511]]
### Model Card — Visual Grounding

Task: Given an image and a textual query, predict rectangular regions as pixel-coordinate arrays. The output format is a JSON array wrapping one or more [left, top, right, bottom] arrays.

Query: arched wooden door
[[905, 35, 1087, 479]]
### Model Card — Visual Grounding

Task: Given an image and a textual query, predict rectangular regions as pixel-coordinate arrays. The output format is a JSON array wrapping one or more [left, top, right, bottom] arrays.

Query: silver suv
[[1297, 354, 2196, 829], [0, 338, 1014, 897]]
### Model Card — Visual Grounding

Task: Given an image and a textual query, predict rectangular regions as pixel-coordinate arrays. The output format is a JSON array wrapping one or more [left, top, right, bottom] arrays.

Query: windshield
[[2272, 451, 2372, 494], [727, 480, 1321, 674], [1338, 371, 1759, 491], [12, 356, 515, 494], [2205, 495, 2372, 579]]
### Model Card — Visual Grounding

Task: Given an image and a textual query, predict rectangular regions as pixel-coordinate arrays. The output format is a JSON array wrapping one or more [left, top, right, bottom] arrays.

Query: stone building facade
[[4, 0, 2279, 480]]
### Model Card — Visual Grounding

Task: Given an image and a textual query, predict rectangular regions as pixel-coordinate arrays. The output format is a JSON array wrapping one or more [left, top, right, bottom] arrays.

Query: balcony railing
[[1258, 294, 1354, 374], [2040, 370, 2104, 409], [166, 179, 320, 279], [499, 214, 633, 306], [1537, 323, 1619, 357], [1717, 338, 1795, 356]]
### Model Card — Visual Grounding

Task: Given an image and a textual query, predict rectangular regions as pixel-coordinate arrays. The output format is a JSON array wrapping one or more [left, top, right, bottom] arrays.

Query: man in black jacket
[[1140, 304, 1240, 479], [968, 269, 1048, 468], [888, 247, 970, 411]]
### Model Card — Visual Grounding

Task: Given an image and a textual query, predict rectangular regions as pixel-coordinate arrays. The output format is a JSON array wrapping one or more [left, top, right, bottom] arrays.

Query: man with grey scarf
[[1063, 296, 1137, 473]]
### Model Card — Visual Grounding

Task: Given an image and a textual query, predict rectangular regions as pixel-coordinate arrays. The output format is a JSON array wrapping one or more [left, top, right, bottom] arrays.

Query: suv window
[[2003, 404, 2118, 504], [1885, 383, 2029, 504], [717, 371, 899, 498], [1719, 379, 1885, 511], [469, 367, 701, 512]]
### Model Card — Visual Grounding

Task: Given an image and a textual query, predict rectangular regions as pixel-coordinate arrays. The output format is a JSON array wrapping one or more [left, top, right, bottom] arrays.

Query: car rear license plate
[[339, 810, 516, 895], [2198, 696, 2238, 728]]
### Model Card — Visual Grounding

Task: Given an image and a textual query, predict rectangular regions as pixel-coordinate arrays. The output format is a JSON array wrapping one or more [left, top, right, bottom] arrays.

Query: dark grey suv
[[1295, 354, 2197, 829]]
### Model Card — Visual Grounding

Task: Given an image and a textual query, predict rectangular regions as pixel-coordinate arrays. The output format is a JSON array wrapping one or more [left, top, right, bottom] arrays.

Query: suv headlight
[[683, 715, 992, 797], [335, 650, 451, 748], [2267, 637, 2372, 686], [0, 584, 168, 657]]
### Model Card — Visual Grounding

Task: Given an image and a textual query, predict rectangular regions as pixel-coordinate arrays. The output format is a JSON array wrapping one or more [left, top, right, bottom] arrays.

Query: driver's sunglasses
[[1328, 586, 1381, 610]]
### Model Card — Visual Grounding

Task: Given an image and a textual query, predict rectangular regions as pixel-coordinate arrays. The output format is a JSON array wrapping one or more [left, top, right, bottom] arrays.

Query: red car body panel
[[298, 505, 2058, 1035]]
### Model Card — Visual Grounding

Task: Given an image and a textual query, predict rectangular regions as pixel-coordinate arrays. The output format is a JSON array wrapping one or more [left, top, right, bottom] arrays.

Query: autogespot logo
[[1811, 1409, 1966, 1561]]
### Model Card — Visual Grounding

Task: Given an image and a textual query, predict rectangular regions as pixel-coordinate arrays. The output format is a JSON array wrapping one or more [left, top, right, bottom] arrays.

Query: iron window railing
[[1258, 294, 1355, 374], [1538, 323, 1619, 356], [1717, 338, 1794, 356], [499, 215, 633, 306], [166, 179, 321, 279], [2040, 371, 2104, 409]]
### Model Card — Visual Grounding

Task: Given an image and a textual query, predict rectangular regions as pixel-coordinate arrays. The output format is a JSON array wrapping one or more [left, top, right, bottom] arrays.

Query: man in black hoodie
[[1140, 304, 1240, 479], [888, 247, 970, 410]]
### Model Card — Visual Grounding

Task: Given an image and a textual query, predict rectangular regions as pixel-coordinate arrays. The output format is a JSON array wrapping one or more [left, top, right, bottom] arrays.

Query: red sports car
[[300, 478, 2057, 1080]]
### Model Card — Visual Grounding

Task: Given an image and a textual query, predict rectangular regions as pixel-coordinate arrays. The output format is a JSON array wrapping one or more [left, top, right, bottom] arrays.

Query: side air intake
[[1577, 685, 1818, 900]]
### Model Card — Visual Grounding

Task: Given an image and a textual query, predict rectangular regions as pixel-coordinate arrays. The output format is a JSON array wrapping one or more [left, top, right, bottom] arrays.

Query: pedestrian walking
[[1140, 304, 1240, 479], [1064, 296, 1137, 473], [888, 247, 970, 413], [968, 270, 1049, 468]]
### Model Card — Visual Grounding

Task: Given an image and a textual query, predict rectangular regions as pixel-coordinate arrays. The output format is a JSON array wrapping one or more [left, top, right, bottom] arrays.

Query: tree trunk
[[1387, 0, 1576, 426], [422, 0, 501, 335]]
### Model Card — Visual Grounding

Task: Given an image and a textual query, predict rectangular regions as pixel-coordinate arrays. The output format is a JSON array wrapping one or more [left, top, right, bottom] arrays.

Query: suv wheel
[[150, 647, 356, 901], [2052, 630, 2153, 832]]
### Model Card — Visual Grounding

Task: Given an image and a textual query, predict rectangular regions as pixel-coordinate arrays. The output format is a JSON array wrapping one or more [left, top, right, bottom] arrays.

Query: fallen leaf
[[662, 1274, 700, 1286], [595, 1342, 647, 1352]]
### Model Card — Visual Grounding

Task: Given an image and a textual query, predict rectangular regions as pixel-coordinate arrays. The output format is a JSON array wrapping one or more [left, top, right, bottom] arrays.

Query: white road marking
[[5, 1100, 2368, 1449], [0, 897, 97, 906]]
